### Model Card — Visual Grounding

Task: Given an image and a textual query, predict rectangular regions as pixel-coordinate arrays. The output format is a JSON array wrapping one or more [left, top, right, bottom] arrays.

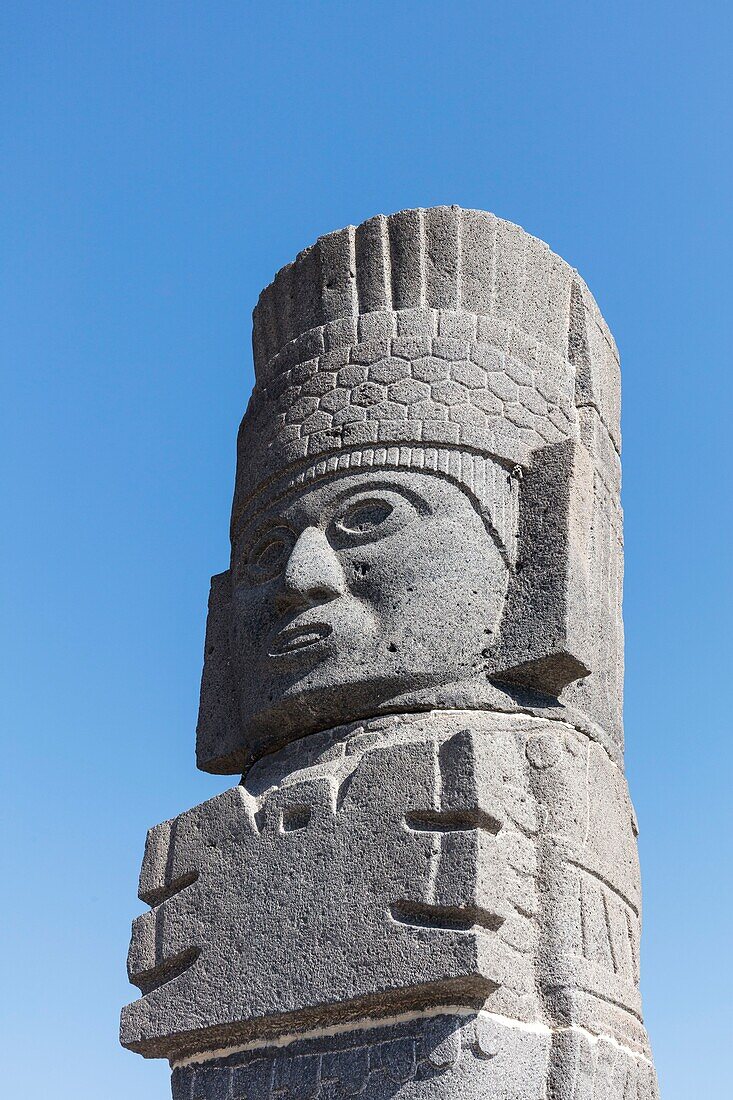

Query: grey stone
[[198, 467, 514, 769], [121, 208, 657, 1098], [204, 210, 624, 772], [125, 716, 531, 1059], [162, 1013, 657, 1099], [123, 712, 650, 1066], [491, 438, 595, 697]]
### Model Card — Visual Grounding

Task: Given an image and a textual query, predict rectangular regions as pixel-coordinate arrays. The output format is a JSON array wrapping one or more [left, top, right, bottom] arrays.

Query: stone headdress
[[198, 208, 623, 773]]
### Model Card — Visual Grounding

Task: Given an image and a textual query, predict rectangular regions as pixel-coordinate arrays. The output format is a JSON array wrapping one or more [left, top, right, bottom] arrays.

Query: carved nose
[[277, 526, 346, 612]]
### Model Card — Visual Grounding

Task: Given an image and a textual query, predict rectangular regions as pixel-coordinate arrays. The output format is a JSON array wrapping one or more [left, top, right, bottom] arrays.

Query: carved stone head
[[197, 207, 623, 773]]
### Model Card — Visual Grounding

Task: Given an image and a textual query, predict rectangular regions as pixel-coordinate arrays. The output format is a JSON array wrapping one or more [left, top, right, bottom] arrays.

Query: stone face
[[206, 469, 512, 768], [121, 209, 657, 1098]]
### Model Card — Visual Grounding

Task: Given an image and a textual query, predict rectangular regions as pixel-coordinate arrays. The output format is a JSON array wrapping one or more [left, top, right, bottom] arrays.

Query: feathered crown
[[233, 208, 617, 559]]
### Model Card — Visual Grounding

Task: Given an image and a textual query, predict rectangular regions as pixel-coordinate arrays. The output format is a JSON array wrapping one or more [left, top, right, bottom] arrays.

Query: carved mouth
[[268, 622, 332, 656]]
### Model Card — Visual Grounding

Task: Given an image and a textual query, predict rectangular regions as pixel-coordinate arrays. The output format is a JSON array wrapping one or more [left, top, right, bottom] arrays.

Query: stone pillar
[[121, 208, 659, 1098]]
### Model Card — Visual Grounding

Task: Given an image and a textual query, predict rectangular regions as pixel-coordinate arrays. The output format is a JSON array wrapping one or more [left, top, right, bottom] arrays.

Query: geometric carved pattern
[[169, 1011, 659, 1100], [124, 718, 539, 1060], [122, 712, 652, 1066], [236, 328, 576, 520]]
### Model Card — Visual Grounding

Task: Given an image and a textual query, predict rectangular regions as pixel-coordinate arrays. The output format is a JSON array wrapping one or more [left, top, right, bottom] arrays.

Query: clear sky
[[2, 4, 731, 1097]]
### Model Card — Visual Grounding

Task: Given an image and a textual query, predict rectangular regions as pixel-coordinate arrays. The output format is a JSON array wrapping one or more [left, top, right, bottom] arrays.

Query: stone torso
[[125, 711, 653, 1098]]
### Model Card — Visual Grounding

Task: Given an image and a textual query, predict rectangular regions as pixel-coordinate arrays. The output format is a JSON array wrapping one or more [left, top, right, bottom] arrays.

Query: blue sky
[[1, 4, 731, 1097]]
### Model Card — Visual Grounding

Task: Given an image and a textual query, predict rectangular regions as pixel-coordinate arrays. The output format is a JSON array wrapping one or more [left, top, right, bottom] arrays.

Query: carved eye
[[245, 527, 294, 583], [328, 487, 426, 549], [337, 499, 393, 535]]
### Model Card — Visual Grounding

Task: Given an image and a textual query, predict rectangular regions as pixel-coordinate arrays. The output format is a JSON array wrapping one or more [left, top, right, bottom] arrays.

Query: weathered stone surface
[[122, 712, 650, 1066], [199, 466, 517, 771], [121, 209, 657, 1098], [197, 209, 623, 774], [124, 714, 536, 1059]]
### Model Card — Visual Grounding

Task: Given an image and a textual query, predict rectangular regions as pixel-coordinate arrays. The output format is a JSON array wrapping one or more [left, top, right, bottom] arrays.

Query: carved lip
[[268, 622, 332, 656]]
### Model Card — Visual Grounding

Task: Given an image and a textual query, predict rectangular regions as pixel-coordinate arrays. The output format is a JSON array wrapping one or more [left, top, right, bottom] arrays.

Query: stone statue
[[121, 207, 659, 1098]]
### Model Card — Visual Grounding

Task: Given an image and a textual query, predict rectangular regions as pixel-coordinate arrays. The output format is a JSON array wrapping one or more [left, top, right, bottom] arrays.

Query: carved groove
[[132, 947, 201, 996], [390, 901, 504, 933], [139, 871, 198, 908], [405, 809, 501, 834]]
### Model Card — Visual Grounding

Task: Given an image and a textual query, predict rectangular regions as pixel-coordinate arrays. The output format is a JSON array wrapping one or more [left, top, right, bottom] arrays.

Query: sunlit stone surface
[[121, 208, 658, 1098]]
